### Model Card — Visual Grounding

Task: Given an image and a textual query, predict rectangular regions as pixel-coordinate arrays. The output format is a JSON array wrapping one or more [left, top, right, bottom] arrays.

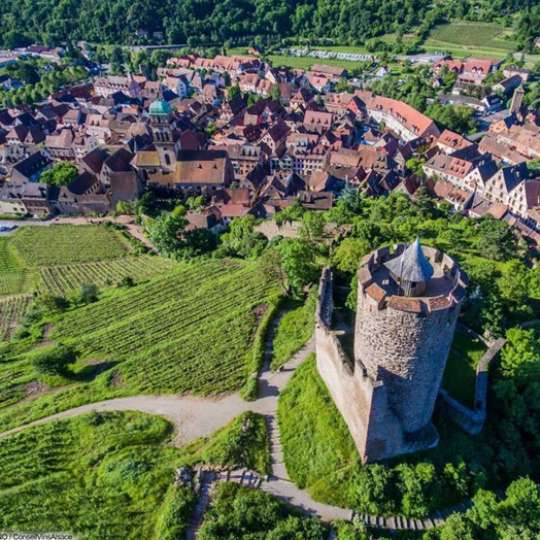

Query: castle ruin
[[316, 240, 468, 462]]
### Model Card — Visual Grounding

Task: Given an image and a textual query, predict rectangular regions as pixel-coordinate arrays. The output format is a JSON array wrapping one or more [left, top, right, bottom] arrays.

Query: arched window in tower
[[165, 153, 171, 166]]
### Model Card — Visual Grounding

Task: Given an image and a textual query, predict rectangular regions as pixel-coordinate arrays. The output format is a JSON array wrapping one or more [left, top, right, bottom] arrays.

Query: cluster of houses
[[0, 51, 539, 242], [434, 57, 531, 114]]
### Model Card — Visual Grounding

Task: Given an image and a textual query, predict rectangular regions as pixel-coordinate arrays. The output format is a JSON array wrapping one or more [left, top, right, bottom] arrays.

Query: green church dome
[[149, 99, 172, 115]]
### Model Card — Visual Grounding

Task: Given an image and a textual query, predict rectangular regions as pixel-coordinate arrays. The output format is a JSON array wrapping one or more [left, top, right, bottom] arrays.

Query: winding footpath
[[0, 311, 458, 533]]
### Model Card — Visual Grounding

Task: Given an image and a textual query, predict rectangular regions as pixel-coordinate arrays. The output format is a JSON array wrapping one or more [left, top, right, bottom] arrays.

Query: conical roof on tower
[[384, 238, 434, 283]]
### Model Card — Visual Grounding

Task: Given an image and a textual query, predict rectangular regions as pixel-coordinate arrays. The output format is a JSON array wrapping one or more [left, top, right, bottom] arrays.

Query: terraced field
[[39, 255, 178, 296], [424, 21, 518, 60], [0, 258, 280, 429], [0, 411, 185, 540], [9, 225, 131, 267], [0, 294, 33, 341], [52, 259, 279, 394]]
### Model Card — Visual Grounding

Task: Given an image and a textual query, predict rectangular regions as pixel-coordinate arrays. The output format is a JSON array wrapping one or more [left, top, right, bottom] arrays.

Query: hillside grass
[[0, 411, 182, 539], [271, 291, 316, 370], [424, 21, 517, 60], [9, 225, 131, 267], [442, 330, 486, 408], [428, 21, 515, 50], [0, 237, 35, 295], [278, 355, 497, 517], [0, 409, 271, 539], [0, 259, 280, 430], [198, 482, 327, 539]]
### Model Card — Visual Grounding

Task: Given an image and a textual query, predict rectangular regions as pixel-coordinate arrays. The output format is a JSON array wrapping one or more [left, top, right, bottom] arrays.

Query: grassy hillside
[[278, 355, 496, 518], [0, 258, 280, 430], [0, 294, 33, 341], [0, 225, 133, 297], [0, 411, 183, 539], [0, 409, 272, 539], [198, 482, 327, 539]]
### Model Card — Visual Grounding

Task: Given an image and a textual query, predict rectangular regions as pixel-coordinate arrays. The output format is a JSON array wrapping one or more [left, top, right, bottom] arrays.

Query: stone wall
[[315, 267, 421, 462], [439, 337, 505, 435], [316, 241, 469, 462]]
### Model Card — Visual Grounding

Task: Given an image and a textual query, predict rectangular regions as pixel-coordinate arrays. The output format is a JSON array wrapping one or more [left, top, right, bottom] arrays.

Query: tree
[[425, 103, 477, 134], [219, 215, 267, 259], [78, 283, 99, 305], [30, 344, 77, 377], [227, 84, 241, 101], [186, 195, 205, 211], [496, 259, 530, 313], [438, 514, 475, 540], [500, 328, 540, 382], [271, 83, 281, 102], [146, 207, 188, 256], [274, 202, 304, 225], [277, 239, 319, 296], [300, 211, 325, 245], [40, 162, 78, 186], [332, 237, 371, 274], [37, 293, 70, 313]]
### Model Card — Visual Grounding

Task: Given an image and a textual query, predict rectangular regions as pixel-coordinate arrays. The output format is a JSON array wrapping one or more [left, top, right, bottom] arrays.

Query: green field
[[0, 411, 184, 539], [0, 237, 35, 295], [0, 258, 280, 430], [0, 409, 272, 539], [424, 21, 517, 60], [442, 330, 486, 407], [271, 292, 316, 370], [268, 54, 364, 71], [429, 21, 516, 50], [39, 255, 178, 296], [10, 225, 131, 267], [198, 482, 326, 539]]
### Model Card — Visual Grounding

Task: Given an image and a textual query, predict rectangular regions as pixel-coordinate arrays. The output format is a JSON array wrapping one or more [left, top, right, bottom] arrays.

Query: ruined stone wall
[[315, 268, 404, 462]]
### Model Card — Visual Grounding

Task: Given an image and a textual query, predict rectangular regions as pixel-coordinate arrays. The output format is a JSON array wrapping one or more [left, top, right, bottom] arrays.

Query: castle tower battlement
[[315, 241, 467, 463]]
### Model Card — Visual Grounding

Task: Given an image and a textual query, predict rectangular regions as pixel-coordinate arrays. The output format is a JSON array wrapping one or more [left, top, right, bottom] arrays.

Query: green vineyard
[[9, 225, 131, 267], [0, 238, 35, 296], [39, 255, 178, 296], [0, 294, 33, 341], [52, 259, 280, 394]]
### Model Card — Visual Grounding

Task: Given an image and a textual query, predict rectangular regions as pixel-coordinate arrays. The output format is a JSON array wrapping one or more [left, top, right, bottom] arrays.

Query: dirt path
[[0, 394, 251, 446], [0, 312, 459, 530]]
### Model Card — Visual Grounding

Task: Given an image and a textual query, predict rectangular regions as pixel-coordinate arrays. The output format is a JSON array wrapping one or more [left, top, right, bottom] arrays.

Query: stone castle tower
[[316, 240, 467, 462]]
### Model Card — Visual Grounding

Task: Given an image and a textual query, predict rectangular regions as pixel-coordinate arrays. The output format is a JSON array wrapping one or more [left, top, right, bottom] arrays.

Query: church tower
[[149, 96, 177, 171]]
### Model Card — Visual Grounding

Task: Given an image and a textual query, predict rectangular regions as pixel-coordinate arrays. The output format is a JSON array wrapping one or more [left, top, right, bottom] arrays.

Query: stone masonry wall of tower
[[354, 244, 467, 437]]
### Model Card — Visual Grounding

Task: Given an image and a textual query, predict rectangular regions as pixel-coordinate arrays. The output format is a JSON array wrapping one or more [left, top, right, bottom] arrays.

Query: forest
[[0, 0, 538, 49]]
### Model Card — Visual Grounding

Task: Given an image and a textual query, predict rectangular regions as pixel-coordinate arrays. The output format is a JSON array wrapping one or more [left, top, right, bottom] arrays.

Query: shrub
[[78, 283, 99, 304], [29, 343, 77, 376]]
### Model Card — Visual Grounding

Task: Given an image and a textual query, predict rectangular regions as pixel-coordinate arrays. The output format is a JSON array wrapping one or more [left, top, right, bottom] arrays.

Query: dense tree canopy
[[0, 0, 535, 48]]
